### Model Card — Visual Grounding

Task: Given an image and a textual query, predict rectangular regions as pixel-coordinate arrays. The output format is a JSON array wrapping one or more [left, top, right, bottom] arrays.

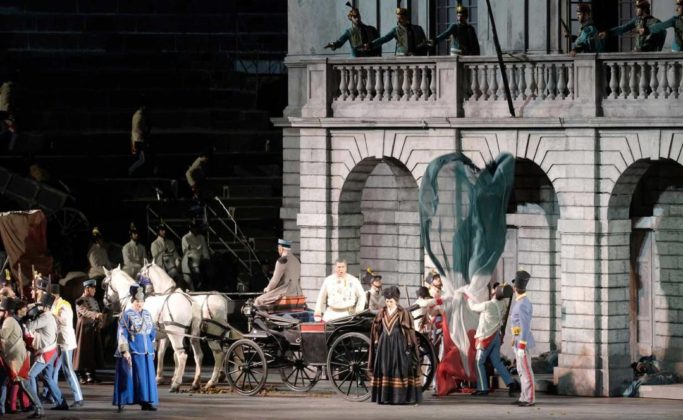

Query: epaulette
[[278, 256, 288, 264]]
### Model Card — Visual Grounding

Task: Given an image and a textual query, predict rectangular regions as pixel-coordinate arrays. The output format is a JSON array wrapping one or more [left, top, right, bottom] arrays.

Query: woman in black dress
[[368, 286, 422, 405]]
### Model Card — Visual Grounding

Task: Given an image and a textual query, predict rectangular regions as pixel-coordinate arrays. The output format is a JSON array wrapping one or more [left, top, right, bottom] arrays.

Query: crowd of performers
[[0, 273, 157, 417]]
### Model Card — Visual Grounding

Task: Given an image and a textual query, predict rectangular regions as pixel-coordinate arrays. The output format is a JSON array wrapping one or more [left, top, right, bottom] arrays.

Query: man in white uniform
[[314, 259, 366, 322]]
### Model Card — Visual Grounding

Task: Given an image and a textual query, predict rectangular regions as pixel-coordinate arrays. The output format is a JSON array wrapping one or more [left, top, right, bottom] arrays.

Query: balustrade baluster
[[649, 62, 659, 99], [638, 62, 648, 99], [364, 66, 374, 100], [547, 64, 557, 100], [481, 65, 490, 100], [346, 66, 356, 100], [391, 66, 400, 100], [557, 63, 567, 99], [676, 62, 683, 98], [528, 64, 537, 98], [660, 61, 669, 98], [374, 67, 383, 101], [629, 62, 638, 99], [470, 66, 480, 100], [491, 65, 500, 100], [518, 64, 527, 100], [619, 62, 629, 99], [420, 66, 429, 101], [411, 66, 421, 100], [670, 61, 679, 99], [567, 62, 574, 99], [508, 65, 518, 100], [356, 66, 365, 100], [608, 62, 618, 99], [537, 64, 547, 99], [429, 66, 436, 100], [339, 67, 348, 100]]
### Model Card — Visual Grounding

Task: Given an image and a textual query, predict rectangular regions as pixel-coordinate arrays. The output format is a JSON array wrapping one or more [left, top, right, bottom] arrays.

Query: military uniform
[[572, 19, 601, 53], [254, 254, 302, 307], [87, 242, 111, 280], [607, 15, 665, 51], [74, 280, 104, 380], [434, 22, 480, 55], [510, 271, 535, 406], [370, 8, 428, 56], [151, 235, 181, 275], [648, 14, 683, 52], [122, 240, 147, 278], [329, 23, 380, 57], [314, 273, 366, 322]]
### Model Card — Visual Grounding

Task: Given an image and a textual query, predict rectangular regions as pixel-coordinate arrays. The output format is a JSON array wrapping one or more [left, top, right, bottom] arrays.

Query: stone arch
[[503, 158, 562, 355], [337, 156, 421, 293], [608, 158, 683, 375]]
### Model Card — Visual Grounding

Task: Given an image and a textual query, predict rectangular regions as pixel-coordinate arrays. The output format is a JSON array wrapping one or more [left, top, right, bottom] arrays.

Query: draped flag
[[418, 152, 515, 394]]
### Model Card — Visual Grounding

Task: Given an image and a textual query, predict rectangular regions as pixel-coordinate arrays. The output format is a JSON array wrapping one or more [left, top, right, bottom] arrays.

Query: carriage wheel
[[224, 339, 268, 396], [326, 332, 371, 402], [416, 332, 436, 391], [279, 350, 322, 392], [49, 207, 89, 237]]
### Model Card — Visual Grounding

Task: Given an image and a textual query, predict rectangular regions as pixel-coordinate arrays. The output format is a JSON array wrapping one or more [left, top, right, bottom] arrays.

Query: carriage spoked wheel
[[279, 350, 322, 392], [416, 332, 436, 391], [326, 332, 372, 402], [225, 339, 268, 396]]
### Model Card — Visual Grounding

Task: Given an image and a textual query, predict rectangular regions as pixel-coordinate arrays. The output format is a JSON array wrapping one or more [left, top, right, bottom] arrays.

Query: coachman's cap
[[83, 279, 97, 288], [277, 238, 292, 249], [382, 285, 400, 300], [396, 7, 409, 16], [577, 2, 591, 13], [512, 270, 531, 290]]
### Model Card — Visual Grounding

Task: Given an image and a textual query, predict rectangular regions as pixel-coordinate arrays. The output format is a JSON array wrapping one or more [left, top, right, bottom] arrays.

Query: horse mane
[[144, 261, 177, 292]]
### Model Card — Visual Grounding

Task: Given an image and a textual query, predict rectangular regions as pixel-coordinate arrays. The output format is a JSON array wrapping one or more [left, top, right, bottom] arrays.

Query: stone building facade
[[275, 0, 683, 397]]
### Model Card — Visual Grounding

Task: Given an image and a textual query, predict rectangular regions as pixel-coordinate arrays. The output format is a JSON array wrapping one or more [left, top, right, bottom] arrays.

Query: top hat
[[382, 285, 400, 300]]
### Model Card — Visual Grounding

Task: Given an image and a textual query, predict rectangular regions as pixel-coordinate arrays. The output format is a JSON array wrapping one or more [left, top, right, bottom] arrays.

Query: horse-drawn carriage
[[223, 300, 437, 401]]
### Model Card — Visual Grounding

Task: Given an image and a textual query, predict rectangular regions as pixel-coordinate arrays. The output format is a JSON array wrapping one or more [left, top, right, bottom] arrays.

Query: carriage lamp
[[241, 299, 254, 317]]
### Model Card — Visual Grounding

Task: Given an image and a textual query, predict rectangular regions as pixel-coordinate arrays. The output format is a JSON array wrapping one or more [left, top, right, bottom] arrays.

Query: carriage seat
[[256, 295, 307, 314]]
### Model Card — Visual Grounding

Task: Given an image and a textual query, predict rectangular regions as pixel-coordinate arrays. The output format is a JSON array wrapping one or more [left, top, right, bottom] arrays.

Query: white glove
[[516, 348, 526, 358], [313, 314, 322, 322]]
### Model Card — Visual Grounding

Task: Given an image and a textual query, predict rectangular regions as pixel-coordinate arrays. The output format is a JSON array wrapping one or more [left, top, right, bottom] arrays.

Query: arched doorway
[[337, 157, 421, 298]]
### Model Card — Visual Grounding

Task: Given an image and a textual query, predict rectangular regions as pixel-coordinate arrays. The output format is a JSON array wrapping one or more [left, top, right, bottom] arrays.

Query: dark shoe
[[510, 399, 522, 406], [51, 400, 69, 411], [470, 390, 489, 396], [518, 401, 536, 407], [141, 403, 158, 411], [117, 405, 123, 413], [508, 381, 521, 397], [71, 401, 84, 408], [27, 411, 44, 419]]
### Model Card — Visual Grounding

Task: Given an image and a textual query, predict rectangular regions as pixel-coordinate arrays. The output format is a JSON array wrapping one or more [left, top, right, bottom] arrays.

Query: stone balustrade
[[287, 52, 683, 120]]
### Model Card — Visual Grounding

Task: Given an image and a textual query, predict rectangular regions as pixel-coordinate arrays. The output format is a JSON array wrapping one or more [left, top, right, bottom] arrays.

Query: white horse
[[102, 266, 203, 392], [139, 261, 236, 389]]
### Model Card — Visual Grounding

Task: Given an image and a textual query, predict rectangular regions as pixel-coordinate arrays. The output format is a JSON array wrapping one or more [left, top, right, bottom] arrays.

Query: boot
[[50, 400, 69, 411], [27, 409, 44, 419], [508, 380, 521, 397]]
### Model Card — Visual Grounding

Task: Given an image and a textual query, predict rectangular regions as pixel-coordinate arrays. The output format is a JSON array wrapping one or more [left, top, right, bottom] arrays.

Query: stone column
[[281, 127, 301, 248], [297, 128, 333, 303]]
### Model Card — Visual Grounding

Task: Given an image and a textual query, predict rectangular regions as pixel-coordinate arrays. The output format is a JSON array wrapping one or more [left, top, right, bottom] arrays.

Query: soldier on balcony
[[598, 0, 665, 52], [364, 8, 429, 56], [428, 3, 480, 56], [639, 0, 683, 52], [324, 3, 380, 57], [566, 3, 603, 57]]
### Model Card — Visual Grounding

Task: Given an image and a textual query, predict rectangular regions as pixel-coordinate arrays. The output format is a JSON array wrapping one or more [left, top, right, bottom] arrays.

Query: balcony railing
[[287, 52, 683, 120]]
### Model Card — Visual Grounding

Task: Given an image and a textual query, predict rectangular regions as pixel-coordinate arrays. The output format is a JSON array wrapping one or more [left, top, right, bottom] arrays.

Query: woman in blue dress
[[113, 284, 158, 412]]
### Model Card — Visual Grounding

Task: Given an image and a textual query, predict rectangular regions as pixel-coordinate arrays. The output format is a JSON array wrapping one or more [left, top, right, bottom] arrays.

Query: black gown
[[370, 307, 422, 404]]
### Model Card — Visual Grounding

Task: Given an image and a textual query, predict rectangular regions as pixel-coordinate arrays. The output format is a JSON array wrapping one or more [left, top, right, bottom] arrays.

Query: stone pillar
[[281, 127, 301, 249], [297, 128, 333, 303], [554, 218, 632, 396]]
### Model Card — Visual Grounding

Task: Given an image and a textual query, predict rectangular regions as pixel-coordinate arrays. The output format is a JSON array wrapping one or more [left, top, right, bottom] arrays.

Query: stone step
[[638, 383, 683, 400]]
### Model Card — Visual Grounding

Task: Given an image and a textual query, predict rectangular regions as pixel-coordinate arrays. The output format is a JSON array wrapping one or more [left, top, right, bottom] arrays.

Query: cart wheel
[[326, 332, 371, 402], [416, 332, 436, 391], [279, 349, 322, 392], [224, 339, 268, 396]]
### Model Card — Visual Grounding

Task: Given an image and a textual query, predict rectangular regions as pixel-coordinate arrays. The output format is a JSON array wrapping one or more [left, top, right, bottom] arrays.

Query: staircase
[[0, 1, 286, 287]]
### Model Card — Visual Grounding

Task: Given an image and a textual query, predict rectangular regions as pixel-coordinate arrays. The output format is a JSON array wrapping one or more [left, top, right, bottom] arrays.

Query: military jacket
[[608, 15, 665, 51], [572, 20, 600, 53], [87, 243, 111, 278], [116, 308, 155, 355], [151, 236, 180, 267], [434, 22, 480, 55], [649, 15, 683, 51], [331, 23, 380, 57], [371, 23, 428, 56], [122, 240, 147, 277], [510, 293, 535, 350]]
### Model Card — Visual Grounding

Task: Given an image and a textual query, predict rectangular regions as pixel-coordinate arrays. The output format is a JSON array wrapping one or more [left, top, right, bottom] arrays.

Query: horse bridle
[[102, 275, 131, 315]]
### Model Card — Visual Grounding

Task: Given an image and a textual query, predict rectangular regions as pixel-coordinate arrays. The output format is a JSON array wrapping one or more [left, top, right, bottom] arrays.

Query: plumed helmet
[[577, 2, 591, 13], [92, 226, 102, 239], [635, 0, 650, 10], [512, 270, 531, 291], [456, 3, 468, 17], [346, 1, 360, 18], [382, 285, 400, 300]]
